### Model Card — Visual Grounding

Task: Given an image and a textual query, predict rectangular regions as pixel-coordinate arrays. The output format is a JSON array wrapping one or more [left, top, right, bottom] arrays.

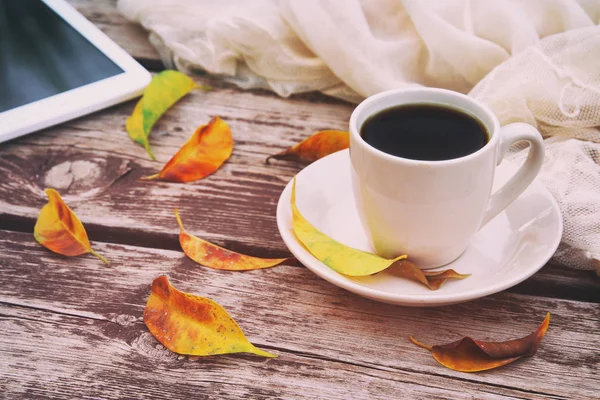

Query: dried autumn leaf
[[144, 275, 276, 358], [34, 188, 108, 264], [291, 177, 404, 276], [410, 313, 550, 372], [266, 130, 349, 164], [174, 209, 293, 270], [126, 70, 198, 160], [291, 178, 467, 288], [390, 260, 470, 291], [142, 116, 233, 183]]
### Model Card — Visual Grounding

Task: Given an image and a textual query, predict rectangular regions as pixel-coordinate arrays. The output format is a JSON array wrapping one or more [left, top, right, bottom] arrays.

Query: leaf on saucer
[[34, 189, 108, 264], [142, 116, 233, 183], [266, 130, 349, 164], [144, 275, 276, 358], [390, 260, 470, 290], [410, 313, 550, 372], [291, 177, 406, 276], [291, 177, 468, 288], [126, 70, 204, 160], [174, 209, 293, 270]]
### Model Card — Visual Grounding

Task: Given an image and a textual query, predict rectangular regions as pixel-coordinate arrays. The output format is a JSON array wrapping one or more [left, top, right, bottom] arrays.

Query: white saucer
[[276, 150, 562, 307]]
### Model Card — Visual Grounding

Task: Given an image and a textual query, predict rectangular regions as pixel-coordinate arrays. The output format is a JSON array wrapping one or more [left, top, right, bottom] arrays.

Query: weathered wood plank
[[0, 231, 597, 399], [0, 73, 596, 302], [1, 305, 536, 400], [67, 0, 161, 64], [0, 74, 350, 259]]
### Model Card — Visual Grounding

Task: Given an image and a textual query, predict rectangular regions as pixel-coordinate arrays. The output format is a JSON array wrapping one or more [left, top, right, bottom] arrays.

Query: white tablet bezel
[[0, 0, 152, 143]]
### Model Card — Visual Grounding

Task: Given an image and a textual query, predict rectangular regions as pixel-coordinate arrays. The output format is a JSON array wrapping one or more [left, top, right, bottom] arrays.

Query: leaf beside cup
[[266, 130, 349, 164]]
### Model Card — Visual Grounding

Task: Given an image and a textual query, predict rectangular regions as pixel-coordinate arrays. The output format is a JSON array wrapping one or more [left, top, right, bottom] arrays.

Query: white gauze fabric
[[119, 0, 600, 273]]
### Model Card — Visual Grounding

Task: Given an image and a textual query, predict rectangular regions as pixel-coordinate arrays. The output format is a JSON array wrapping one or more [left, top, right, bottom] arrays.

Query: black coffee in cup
[[360, 104, 489, 161]]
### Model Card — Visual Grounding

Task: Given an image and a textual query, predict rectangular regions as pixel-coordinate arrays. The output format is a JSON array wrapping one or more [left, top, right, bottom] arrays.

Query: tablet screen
[[0, 0, 124, 113]]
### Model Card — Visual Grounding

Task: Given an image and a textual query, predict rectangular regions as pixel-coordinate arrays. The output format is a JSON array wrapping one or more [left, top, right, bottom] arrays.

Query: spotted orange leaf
[[142, 116, 233, 182], [410, 313, 550, 372], [266, 130, 349, 164], [144, 275, 276, 357], [174, 209, 293, 270], [34, 189, 108, 264]]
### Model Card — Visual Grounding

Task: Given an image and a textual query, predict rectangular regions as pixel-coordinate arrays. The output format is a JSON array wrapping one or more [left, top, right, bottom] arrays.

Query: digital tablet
[[0, 0, 152, 143]]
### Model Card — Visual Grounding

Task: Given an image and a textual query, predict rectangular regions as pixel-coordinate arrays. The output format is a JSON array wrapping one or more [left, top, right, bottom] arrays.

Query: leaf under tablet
[[126, 70, 199, 159]]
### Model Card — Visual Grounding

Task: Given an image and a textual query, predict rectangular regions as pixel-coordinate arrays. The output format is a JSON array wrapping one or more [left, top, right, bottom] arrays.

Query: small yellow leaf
[[34, 189, 108, 264], [267, 130, 349, 164], [142, 116, 233, 183], [291, 177, 405, 276], [144, 276, 276, 358], [174, 209, 293, 270], [126, 70, 199, 160]]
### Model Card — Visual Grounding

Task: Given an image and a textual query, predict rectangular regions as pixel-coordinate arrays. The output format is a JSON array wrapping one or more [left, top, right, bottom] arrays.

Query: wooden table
[[1, 1, 598, 399]]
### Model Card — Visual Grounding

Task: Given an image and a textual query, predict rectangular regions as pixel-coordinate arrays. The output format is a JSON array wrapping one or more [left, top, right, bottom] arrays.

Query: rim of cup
[[349, 88, 502, 167]]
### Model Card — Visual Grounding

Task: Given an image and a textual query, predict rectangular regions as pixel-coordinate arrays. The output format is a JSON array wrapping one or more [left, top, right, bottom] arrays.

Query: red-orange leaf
[[144, 275, 276, 357], [175, 209, 293, 270], [266, 130, 349, 164], [142, 116, 233, 182], [34, 189, 108, 264], [410, 313, 550, 372]]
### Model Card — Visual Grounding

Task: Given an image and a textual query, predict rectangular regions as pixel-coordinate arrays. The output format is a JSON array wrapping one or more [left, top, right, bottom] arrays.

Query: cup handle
[[480, 123, 545, 228]]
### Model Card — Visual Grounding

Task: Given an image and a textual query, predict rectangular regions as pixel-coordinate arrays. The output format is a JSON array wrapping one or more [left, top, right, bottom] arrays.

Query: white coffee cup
[[349, 88, 545, 269]]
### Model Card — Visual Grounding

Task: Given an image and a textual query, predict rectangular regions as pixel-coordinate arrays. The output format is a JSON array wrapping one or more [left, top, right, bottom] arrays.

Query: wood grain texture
[[67, 0, 161, 64], [1, 231, 598, 399], [0, 73, 597, 303], [0, 75, 350, 258], [1, 2, 598, 398]]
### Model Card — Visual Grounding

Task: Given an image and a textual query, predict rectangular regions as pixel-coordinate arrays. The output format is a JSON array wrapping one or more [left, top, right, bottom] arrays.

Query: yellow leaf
[[291, 177, 405, 276], [142, 116, 233, 183], [144, 276, 276, 358], [34, 189, 108, 264], [174, 209, 293, 270], [126, 70, 199, 160], [290, 178, 469, 288], [267, 130, 349, 164]]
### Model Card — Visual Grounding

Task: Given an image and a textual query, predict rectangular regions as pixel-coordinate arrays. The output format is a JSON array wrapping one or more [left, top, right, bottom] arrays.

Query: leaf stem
[[141, 174, 160, 181], [174, 208, 185, 232], [89, 249, 109, 265], [409, 336, 433, 351]]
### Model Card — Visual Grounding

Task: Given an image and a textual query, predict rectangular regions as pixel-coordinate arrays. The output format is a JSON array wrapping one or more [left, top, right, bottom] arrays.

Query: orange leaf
[[175, 209, 293, 270], [389, 259, 470, 290], [34, 189, 108, 264], [144, 276, 276, 357], [410, 313, 550, 372], [142, 116, 233, 182], [266, 130, 349, 164]]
